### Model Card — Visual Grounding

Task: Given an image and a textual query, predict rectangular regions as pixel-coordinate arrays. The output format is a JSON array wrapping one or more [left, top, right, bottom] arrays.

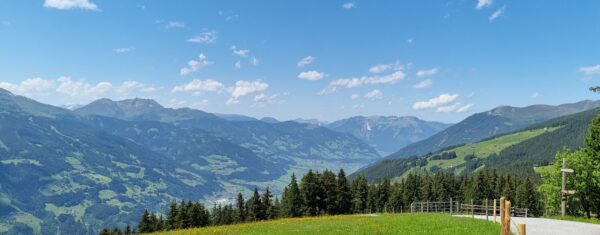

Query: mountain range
[[0, 89, 380, 234], [385, 100, 600, 159]]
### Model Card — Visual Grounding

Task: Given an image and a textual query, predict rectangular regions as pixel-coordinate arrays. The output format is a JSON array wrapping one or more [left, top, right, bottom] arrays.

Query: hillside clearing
[[148, 213, 500, 235]]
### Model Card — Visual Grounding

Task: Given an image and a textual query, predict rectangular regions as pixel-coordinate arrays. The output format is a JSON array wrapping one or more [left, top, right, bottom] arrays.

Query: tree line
[[100, 168, 540, 234]]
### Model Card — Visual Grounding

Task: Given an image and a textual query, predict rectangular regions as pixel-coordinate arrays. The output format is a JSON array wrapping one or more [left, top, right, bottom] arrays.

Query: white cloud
[[489, 5, 506, 22], [298, 71, 325, 81], [166, 21, 185, 28], [227, 80, 269, 105], [352, 104, 365, 109], [0, 76, 156, 105], [253, 93, 287, 107], [530, 92, 540, 99], [456, 104, 474, 113], [250, 57, 259, 66], [113, 47, 134, 53], [476, 0, 493, 10], [578, 64, 600, 75], [180, 53, 213, 76], [231, 45, 250, 57], [235, 61, 242, 69], [412, 93, 459, 110], [413, 79, 433, 89], [44, 0, 99, 10], [171, 79, 224, 94], [187, 31, 218, 44], [342, 2, 356, 9], [350, 94, 360, 100], [416, 68, 439, 78], [297, 56, 316, 67], [318, 71, 405, 95], [369, 64, 392, 74], [364, 89, 383, 100], [437, 103, 474, 113]]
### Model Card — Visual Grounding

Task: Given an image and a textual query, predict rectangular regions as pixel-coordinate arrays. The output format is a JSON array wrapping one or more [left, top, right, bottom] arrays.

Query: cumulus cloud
[[298, 71, 325, 81], [231, 45, 250, 57], [180, 53, 213, 76], [436, 103, 473, 113], [227, 80, 269, 105], [413, 79, 433, 89], [171, 79, 224, 95], [416, 68, 439, 78], [253, 93, 288, 107], [350, 94, 360, 100], [188, 31, 218, 44], [113, 47, 134, 53], [44, 0, 99, 10], [342, 2, 356, 9], [578, 64, 600, 75], [297, 56, 316, 67], [235, 61, 242, 69], [166, 21, 185, 28], [476, 0, 493, 10], [530, 92, 540, 99], [250, 57, 259, 66], [318, 71, 405, 95], [364, 89, 383, 100], [369, 64, 392, 74], [412, 93, 459, 110], [489, 5, 506, 22], [0, 76, 156, 105]]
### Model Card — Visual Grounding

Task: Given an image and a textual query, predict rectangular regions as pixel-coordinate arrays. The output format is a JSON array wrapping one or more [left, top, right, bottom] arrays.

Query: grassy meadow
[[148, 213, 500, 235]]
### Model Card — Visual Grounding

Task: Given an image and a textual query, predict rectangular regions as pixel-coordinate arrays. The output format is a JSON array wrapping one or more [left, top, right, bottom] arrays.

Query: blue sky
[[0, 0, 599, 122]]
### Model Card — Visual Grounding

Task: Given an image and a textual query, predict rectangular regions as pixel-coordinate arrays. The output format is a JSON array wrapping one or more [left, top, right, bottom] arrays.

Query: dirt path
[[455, 215, 600, 235]]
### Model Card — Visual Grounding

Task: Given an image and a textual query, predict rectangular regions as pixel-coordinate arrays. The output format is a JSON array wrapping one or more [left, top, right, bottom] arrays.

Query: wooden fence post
[[450, 198, 453, 214], [485, 199, 489, 221], [502, 200, 511, 235], [493, 199, 497, 223], [427, 201, 429, 213], [518, 223, 526, 235], [471, 199, 474, 218], [500, 197, 506, 229]]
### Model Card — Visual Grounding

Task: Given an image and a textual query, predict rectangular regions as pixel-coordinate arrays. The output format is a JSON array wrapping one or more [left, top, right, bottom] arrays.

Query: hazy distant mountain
[[327, 116, 451, 155], [292, 118, 329, 126], [260, 117, 280, 123], [386, 100, 600, 159], [214, 113, 258, 122], [0, 90, 380, 234]]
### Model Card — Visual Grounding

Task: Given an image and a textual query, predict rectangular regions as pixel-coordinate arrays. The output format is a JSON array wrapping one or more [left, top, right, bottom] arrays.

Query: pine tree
[[321, 170, 339, 215], [583, 112, 600, 217], [301, 170, 321, 216], [111, 227, 122, 235], [137, 209, 152, 233], [336, 169, 352, 214], [272, 196, 281, 218], [124, 224, 131, 235], [367, 184, 378, 213], [235, 193, 246, 222], [351, 174, 369, 213], [262, 187, 273, 220], [516, 177, 541, 216], [166, 200, 178, 230], [247, 187, 262, 221], [378, 178, 391, 212], [286, 173, 304, 217]]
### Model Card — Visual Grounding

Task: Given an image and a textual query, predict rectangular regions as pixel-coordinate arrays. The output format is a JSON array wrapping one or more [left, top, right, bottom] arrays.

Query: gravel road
[[455, 215, 600, 235]]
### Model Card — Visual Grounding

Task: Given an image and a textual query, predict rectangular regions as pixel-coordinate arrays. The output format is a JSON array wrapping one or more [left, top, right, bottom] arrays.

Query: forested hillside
[[354, 108, 600, 182]]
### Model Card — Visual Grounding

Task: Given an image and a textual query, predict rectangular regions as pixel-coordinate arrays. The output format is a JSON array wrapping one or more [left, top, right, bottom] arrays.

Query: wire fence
[[410, 200, 529, 218]]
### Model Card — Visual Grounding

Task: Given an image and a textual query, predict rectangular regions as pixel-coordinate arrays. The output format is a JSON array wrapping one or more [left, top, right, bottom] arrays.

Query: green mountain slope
[[0, 90, 381, 234], [354, 108, 600, 182], [386, 101, 600, 159]]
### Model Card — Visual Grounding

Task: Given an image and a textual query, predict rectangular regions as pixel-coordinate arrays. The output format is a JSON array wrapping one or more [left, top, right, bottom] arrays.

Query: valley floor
[[148, 213, 500, 235]]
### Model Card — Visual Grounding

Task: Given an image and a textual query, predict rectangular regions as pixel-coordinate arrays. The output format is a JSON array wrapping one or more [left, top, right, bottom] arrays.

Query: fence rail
[[410, 200, 528, 218]]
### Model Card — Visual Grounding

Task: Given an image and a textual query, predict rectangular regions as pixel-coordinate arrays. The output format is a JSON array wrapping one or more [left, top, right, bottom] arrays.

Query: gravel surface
[[455, 215, 600, 235]]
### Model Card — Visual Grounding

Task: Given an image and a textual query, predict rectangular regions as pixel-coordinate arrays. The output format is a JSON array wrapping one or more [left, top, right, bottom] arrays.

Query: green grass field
[[149, 213, 500, 235]]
